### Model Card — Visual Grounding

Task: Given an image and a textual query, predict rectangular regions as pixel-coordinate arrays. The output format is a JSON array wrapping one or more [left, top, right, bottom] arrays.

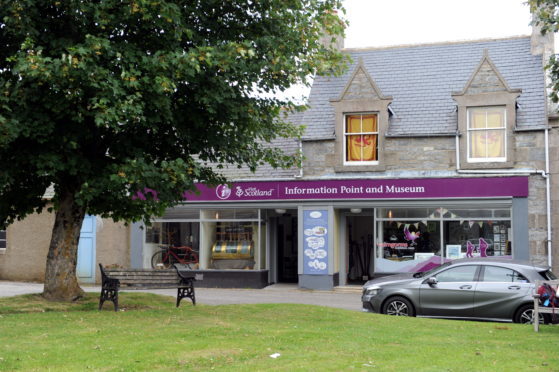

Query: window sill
[[0, 248, 6, 255], [334, 164, 386, 173], [460, 160, 514, 170]]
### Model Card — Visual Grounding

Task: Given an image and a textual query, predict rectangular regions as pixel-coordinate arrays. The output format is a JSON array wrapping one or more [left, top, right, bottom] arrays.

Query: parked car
[[362, 258, 557, 323]]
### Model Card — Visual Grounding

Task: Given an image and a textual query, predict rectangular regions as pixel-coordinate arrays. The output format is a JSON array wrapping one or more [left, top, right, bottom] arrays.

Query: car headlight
[[364, 286, 382, 296]]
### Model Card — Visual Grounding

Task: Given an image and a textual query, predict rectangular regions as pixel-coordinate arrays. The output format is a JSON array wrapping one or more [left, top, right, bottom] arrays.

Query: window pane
[[378, 208, 437, 219], [486, 129, 505, 157], [444, 221, 511, 258], [435, 265, 478, 282], [470, 110, 486, 129], [470, 131, 487, 158], [204, 209, 259, 220], [379, 221, 440, 262], [346, 115, 361, 133], [347, 135, 377, 161], [482, 266, 526, 282], [486, 109, 504, 128], [161, 207, 200, 220], [446, 209, 510, 219], [362, 115, 378, 132]]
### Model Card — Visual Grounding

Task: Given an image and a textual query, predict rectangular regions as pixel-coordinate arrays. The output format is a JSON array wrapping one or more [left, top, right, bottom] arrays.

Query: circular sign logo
[[216, 184, 232, 200]]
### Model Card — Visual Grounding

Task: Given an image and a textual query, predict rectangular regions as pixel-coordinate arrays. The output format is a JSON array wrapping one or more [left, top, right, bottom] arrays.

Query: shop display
[[211, 222, 255, 269]]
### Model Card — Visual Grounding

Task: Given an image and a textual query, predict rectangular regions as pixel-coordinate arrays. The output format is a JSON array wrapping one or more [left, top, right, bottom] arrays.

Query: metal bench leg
[[99, 287, 119, 311], [177, 281, 196, 307]]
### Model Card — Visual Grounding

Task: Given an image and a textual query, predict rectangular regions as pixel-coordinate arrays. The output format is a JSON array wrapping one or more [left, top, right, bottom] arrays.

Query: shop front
[[130, 176, 528, 290]]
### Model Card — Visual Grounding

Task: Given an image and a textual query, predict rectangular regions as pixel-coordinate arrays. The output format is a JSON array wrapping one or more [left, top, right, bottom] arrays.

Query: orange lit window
[[344, 114, 378, 164]]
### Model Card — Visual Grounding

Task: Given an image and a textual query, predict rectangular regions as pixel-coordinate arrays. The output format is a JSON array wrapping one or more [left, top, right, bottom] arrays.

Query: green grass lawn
[[0, 293, 558, 371]]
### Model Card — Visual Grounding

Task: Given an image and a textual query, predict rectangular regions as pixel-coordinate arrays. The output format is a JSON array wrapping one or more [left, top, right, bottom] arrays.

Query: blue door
[[77, 215, 96, 283]]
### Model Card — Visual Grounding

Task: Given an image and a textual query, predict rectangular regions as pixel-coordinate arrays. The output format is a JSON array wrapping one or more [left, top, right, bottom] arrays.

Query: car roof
[[449, 257, 550, 271]]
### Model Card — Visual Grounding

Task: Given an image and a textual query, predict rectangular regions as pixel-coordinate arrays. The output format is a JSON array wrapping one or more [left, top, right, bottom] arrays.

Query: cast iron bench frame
[[99, 264, 196, 311], [533, 279, 559, 332]]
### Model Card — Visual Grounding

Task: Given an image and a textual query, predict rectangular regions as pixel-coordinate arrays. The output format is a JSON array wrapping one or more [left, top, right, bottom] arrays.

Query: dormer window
[[344, 113, 378, 164], [452, 50, 520, 169], [467, 106, 506, 162], [330, 58, 391, 172]]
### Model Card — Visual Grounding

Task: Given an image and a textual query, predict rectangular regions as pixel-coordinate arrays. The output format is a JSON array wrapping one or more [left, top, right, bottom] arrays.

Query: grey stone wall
[[302, 130, 550, 267]]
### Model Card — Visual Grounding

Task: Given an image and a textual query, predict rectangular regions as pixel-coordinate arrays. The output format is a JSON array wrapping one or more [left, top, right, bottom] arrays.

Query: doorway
[[276, 213, 298, 283], [346, 215, 374, 285]]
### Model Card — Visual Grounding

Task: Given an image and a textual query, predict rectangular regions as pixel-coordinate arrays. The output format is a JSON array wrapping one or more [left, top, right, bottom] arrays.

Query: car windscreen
[[539, 270, 557, 280], [413, 261, 452, 278]]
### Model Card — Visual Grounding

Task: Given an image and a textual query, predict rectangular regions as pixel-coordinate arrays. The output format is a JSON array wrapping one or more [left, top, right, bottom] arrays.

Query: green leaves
[[0, 0, 348, 225], [530, 1, 559, 107]]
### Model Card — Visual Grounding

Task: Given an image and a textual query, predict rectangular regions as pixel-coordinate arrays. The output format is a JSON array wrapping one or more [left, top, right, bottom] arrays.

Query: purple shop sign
[[182, 176, 528, 202]]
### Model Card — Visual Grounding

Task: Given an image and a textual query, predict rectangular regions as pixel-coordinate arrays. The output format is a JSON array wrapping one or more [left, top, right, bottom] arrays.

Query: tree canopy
[[531, 0, 559, 103], [0, 0, 348, 300]]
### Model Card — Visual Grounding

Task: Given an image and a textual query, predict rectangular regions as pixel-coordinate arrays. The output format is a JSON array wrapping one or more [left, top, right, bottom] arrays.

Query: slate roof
[[206, 110, 303, 180], [302, 36, 547, 139]]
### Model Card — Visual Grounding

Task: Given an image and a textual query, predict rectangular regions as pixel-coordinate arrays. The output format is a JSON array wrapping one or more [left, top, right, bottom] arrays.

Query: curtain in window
[[346, 115, 378, 161], [469, 109, 505, 159]]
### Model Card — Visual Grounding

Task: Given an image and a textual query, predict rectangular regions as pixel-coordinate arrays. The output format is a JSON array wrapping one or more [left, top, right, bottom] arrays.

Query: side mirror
[[426, 277, 438, 285]]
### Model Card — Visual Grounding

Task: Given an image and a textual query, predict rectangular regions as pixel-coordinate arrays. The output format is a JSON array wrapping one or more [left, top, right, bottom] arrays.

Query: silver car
[[362, 258, 557, 323]]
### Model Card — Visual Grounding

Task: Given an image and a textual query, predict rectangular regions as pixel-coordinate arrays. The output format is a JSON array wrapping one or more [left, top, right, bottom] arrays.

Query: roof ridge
[[343, 35, 530, 53]]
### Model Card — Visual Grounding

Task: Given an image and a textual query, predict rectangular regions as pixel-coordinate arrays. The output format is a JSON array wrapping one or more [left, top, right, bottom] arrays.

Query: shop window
[[379, 221, 440, 264], [211, 221, 256, 269], [344, 113, 378, 164], [0, 230, 5, 249], [200, 209, 263, 271], [145, 222, 200, 269], [467, 107, 506, 162], [444, 220, 511, 259], [375, 206, 512, 274]]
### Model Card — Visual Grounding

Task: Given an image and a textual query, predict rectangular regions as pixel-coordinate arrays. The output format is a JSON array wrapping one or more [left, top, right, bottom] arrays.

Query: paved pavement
[[0, 281, 363, 312]]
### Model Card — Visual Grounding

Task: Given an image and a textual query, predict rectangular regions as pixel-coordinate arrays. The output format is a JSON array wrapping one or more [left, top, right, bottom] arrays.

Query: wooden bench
[[533, 280, 559, 332], [98, 264, 198, 311]]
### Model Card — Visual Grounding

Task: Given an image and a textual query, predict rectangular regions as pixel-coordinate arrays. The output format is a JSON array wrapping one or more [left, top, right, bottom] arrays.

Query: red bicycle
[[151, 245, 199, 269]]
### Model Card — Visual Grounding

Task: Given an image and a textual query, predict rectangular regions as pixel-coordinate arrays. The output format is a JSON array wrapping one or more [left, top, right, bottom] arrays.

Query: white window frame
[[343, 112, 379, 166], [466, 106, 507, 163]]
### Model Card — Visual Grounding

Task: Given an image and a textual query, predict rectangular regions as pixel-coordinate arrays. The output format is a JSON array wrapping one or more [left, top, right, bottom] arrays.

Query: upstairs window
[[467, 107, 506, 162], [344, 113, 378, 164]]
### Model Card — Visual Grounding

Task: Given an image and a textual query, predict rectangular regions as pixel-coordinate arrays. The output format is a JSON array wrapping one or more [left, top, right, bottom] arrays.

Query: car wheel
[[382, 296, 415, 317], [513, 304, 547, 324]]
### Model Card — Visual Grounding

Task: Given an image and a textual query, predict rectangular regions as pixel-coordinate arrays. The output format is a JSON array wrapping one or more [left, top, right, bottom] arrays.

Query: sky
[[281, 0, 552, 102], [342, 0, 535, 49]]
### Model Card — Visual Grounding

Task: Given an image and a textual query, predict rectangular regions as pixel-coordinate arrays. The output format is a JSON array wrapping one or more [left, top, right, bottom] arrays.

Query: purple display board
[[303, 210, 329, 275], [182, 177, 528, 202]]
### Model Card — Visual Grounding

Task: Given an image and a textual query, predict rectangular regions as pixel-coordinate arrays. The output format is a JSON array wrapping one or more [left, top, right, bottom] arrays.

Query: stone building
[[1, 29, 556, 289], [126, 28, 557, 290]]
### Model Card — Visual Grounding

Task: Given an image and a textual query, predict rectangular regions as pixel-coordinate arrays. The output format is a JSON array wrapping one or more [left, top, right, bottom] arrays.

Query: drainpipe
[[544, 128, 552, 267], [455, 132, 552, 267], [294, 139, 304, 178]]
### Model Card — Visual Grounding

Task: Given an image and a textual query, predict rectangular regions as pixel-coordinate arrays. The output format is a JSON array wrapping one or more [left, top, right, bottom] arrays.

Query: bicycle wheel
[[151, 250, 172, 269]]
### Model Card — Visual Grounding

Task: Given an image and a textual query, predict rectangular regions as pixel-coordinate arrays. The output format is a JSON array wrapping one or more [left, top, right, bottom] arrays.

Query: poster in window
[[303, 210, 328, 275]]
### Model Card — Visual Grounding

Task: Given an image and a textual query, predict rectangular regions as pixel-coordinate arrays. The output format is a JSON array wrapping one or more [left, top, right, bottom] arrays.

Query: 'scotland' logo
[[216, 184, 232, 200]]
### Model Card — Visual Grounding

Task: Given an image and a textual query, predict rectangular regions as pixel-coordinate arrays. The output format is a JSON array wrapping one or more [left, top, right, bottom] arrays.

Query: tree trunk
[[42, 191, 86, 301]]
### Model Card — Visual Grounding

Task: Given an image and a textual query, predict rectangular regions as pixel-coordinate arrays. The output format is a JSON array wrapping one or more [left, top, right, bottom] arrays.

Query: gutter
[[455, 131, 552, 267]]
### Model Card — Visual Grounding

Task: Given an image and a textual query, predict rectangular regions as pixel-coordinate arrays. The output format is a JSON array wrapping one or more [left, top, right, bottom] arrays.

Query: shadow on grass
[[0, 292, 180, 314]]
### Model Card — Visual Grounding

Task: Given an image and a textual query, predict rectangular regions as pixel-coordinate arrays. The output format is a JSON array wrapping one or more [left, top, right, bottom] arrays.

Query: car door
[[473, 265, 532, 319], [419, 265, 480, 317]]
